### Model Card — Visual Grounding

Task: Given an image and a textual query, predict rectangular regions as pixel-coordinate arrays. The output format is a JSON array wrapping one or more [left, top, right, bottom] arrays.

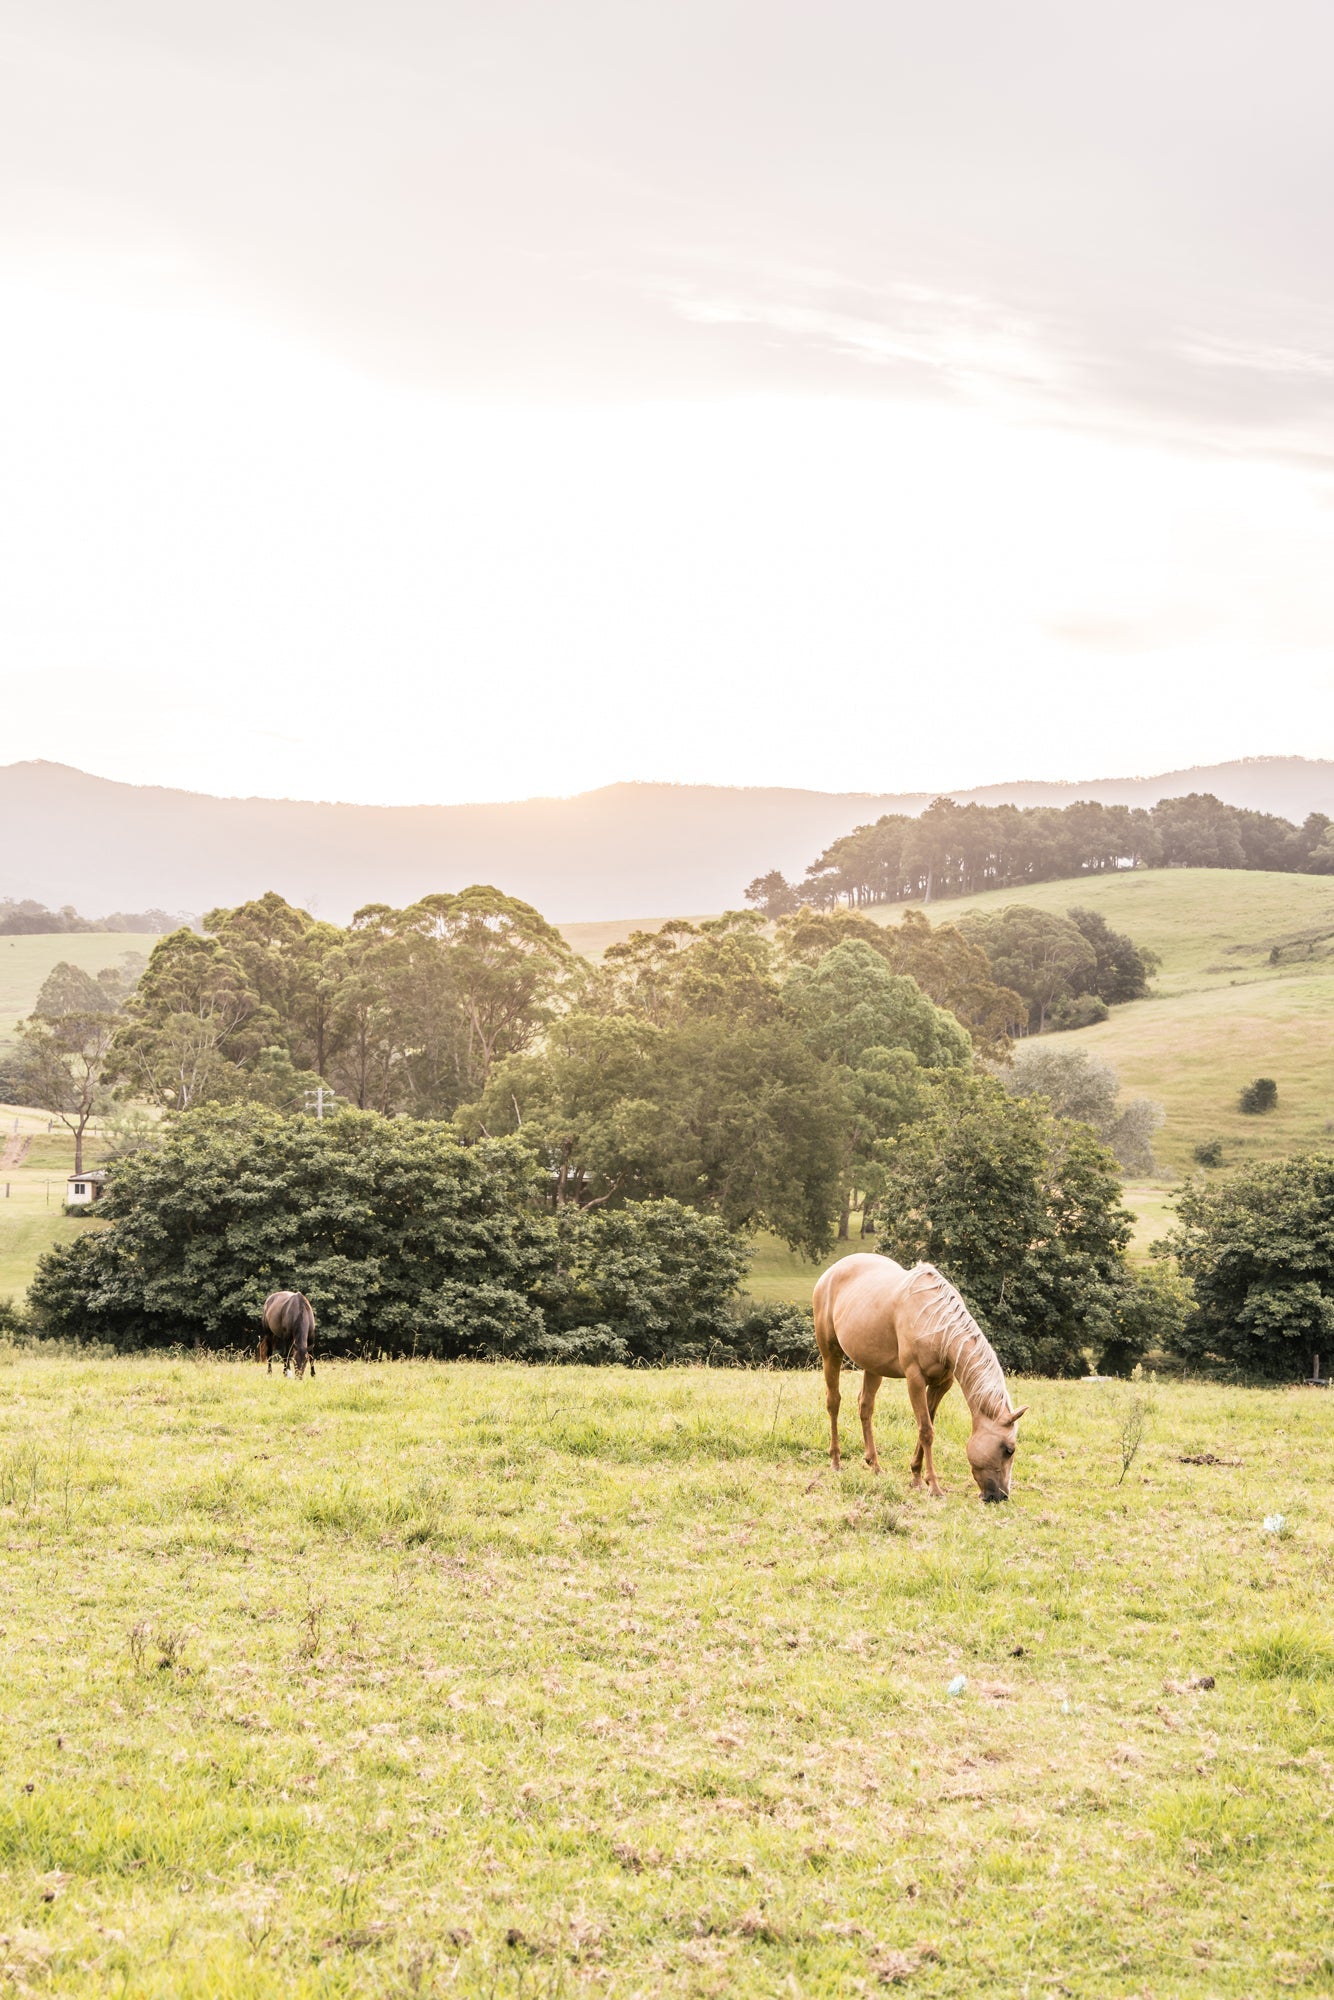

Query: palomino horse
[[813, 1255, 1027, 1501], [258, 1291, 317, 1379]]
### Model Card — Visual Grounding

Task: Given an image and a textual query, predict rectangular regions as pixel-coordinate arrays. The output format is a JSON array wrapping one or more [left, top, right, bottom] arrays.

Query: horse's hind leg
[[859, 1371, 884, 1473], [258, 1331, 272, 1374], [815, 1341, 843, 1471]]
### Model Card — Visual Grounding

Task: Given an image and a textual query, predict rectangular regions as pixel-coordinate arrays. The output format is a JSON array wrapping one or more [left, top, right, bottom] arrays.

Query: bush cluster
[[28, 1105, 756, 1364], [1166, 1153, 1334, 1379]]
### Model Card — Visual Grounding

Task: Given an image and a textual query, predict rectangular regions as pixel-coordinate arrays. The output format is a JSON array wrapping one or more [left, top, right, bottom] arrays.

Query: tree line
[[32, 886, 1155, 1246], [0, 897, 180, 935], [17, 883, 1188, 1375], [746, 790, 1334, 913]]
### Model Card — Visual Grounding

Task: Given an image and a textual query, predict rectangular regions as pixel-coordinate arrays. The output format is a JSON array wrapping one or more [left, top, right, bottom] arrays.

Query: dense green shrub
[[0, 1295, 28, 1341], [1193, 1138, 1225, 1168], [730, 1301, 818, 1369], [1045, 992, 1109, 1032], [28, 1104, 748, 1361], [535, 1200, 750, 1364], [1167, 1155, 1334, 1378], [1239, 1077, 1278, 1115], [1099, 1262, 1192, 1375]]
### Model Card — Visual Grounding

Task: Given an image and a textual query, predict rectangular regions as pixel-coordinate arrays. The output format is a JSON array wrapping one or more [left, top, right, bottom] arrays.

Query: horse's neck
[[916, 1269, 1009, 1421], [953, 1339, 1009, 1424]]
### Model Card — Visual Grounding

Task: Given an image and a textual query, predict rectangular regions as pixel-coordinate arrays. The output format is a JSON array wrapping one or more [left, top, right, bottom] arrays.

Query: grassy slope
[[0, 933, 159, 1042], [0, 1124, 106, 1302], [868, 870, 1334, 1176], [0, 1355, 1330, 1998]]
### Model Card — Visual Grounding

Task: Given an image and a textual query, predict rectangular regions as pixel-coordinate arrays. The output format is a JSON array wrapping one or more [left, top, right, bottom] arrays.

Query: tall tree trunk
[[838, 1190, 851, 1240]]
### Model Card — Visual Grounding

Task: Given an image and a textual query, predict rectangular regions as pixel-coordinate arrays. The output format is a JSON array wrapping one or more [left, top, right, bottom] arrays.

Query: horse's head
[[966, 1405, 1029, 1503]]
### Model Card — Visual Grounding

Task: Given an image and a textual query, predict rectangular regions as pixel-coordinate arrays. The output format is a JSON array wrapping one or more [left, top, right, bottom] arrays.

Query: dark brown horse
[[258, 1291, 317, 1378]]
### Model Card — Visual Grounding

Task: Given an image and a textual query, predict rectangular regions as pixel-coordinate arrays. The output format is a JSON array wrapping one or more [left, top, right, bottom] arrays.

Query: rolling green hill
[[869, 870, 1334, 1176], [0, 932, 159, 1042]]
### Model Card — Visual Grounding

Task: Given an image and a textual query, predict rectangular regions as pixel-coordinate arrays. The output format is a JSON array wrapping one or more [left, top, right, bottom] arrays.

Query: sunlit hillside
[[0, 932, 159, 1041], [870, 870, 1334, 1175]]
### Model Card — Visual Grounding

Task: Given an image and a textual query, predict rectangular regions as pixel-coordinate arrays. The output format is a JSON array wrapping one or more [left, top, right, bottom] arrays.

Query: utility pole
[[303, 1086, 336, 1121]]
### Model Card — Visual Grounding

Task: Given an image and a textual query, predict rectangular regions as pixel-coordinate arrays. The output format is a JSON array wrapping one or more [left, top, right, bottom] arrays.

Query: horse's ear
[[1007, 1405, 1029, 1423]]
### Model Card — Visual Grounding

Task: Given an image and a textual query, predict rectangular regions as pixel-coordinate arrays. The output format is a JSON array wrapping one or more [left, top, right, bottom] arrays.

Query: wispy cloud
[[654, 266, 1068, 408]]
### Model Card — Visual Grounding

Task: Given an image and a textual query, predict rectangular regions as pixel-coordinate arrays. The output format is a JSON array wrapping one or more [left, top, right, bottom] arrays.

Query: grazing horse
[[813, 1255, 1027, 1501], [258, 1291, 317, 1379]]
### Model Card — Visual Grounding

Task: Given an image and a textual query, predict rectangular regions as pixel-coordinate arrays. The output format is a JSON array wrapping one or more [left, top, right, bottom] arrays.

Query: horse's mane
[[907, 1264, 1011, 1421]]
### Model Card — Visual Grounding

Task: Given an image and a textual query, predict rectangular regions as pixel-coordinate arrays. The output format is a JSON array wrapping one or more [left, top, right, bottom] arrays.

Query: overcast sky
[[3, 1, 1333, 804]]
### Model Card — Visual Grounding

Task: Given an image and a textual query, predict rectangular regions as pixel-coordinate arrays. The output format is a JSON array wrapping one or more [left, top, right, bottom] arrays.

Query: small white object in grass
[[1262, 1514, 1286, 1534], [946, 1674, 967, 1697]]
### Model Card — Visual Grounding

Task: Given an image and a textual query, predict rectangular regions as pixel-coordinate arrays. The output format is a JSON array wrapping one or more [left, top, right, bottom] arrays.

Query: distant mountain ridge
[[3, 757, 1331, 925]]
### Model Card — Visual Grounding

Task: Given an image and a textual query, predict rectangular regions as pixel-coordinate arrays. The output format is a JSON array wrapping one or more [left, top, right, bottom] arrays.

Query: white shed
[[66, 1171, 108, 1208]]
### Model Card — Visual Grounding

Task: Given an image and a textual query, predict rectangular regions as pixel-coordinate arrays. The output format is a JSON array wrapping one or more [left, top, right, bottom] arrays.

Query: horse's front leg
[[905, 1368, 945, 1496], [859, 1371, 884, 1473], [283, 1338, 293, 1379]]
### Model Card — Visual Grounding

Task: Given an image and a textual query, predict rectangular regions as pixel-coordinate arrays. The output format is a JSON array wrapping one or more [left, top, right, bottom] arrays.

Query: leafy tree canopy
[[785, 939, 971, 1070], [1165, 1155, 1334, 1379], [11, 956, 141, 1170], [107, 886, 578, 1122], [957, 907, 1098, 1034], [1002, 1041, 1163, 1175], [759, 788, 1334, 912], [777, 907, 1023, 1055]]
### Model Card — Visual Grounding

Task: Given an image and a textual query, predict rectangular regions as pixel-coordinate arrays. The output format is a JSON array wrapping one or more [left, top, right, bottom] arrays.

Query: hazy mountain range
[[5, 758, 1333, 926]]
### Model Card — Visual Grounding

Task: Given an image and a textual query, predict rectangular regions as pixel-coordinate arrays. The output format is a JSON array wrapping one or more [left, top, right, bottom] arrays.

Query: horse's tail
[[811, 1266, 841, 1368], [287, 1292, 315, 1371]]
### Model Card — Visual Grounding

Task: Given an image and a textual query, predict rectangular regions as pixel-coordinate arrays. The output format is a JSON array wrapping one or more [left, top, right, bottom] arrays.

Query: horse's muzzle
[[981, 1489, 1009, 1504]]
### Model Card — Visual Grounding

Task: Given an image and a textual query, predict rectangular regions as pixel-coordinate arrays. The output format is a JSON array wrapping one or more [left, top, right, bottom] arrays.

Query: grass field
[[0, 933, 159, 1043], [0, 1116, 114, 1303], [871, 870, 1334, 1178], [0, 1354, 1330, 1997]]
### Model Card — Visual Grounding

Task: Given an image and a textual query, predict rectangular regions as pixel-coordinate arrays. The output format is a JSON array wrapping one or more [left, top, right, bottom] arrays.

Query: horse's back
[[814, 1254, 914, 1375], [263, 1290, 313, 1334]]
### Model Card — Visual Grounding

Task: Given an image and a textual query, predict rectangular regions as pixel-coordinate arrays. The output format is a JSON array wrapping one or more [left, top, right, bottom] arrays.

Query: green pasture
[[0, 933, 158, 1043], [0, 1354, 1330, 1997], [872, 869, 1334, 1176], [874, 866, 1334, 980], [0, 1118, 112, 1301]]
